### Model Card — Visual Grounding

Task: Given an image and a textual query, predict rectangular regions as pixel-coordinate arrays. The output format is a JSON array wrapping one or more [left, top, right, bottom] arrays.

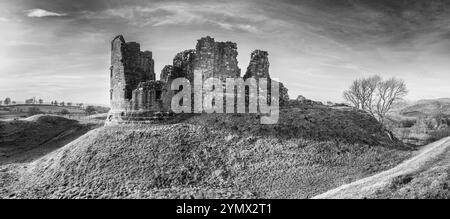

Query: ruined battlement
[[108, 35, 289, 124]]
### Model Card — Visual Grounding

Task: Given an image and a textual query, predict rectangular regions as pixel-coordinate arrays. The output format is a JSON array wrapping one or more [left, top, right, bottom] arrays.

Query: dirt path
[[314, 137, 450, 199]]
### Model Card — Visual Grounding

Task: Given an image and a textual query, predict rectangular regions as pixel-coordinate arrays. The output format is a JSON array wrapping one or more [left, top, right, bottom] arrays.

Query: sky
[[0, 0, 449, 105]]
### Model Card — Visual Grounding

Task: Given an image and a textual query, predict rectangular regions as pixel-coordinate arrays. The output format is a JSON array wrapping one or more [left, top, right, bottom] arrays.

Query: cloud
[[2, 0, 449, 104], [82, 2, 268, 34], [25, 8, 67, 18]]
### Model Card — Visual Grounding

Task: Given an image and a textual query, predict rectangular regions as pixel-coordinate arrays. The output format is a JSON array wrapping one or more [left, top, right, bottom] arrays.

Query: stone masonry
[[108, 35, 289, 122]]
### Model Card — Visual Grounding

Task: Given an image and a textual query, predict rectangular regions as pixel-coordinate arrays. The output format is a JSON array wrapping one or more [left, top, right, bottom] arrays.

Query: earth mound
[[1, 106, 412, 199]]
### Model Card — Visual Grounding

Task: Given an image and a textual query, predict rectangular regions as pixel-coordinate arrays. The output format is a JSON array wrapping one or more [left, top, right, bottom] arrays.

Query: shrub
[[85, 105, 96, 115], [400, 119, 416, 128], [59, 109, 70, 115], [28, 107, 42, 116], [428, 128, 450, 142]]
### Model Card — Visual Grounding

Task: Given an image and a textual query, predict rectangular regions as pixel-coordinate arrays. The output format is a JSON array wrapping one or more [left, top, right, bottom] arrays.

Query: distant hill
[[389, 98, 450, 118], [399, 98, 450, 117], [0, 104, 110, 120], [1, 105, 412, 199]]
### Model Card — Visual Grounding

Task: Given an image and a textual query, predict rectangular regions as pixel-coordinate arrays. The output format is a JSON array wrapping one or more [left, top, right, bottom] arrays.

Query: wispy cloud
[[84, 2, 269, 34], [25, 8, 67, 18]]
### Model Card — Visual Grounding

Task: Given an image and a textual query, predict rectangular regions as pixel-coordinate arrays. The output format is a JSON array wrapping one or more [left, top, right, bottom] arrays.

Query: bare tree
[[375, 78, 408, 123], [343, 75, 408, 123], [343, 75, 380, 116]]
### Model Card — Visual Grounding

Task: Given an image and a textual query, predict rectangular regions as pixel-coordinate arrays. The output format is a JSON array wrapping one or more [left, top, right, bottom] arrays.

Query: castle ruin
[[108, 35, 289, 123]]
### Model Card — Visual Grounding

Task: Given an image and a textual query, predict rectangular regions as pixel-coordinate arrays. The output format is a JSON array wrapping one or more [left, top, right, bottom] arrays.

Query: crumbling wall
[[244, 50, 270, 79], [242, 50, 290, 106], [131, 81, 170, 112], [160, 65, 173, 83], [110, 35, 155, 112], [121, 42, 155, 99], [194, 36, 241, 81], [109, 34, 291, 123]]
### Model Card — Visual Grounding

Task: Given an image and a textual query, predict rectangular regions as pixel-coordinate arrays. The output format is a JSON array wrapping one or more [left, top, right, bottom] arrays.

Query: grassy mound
[[185, 106, 401, 146], [3, 106, 411, 199]]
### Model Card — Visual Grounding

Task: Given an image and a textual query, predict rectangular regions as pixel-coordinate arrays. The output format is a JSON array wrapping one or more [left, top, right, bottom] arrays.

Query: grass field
[[0, 104, 85, 120]]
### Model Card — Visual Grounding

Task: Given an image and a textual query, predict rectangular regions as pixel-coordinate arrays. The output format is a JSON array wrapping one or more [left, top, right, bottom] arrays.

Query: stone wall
[[194, 36, 241, 81], [131, 81, 170, 112], [172, 49, 196, 82]]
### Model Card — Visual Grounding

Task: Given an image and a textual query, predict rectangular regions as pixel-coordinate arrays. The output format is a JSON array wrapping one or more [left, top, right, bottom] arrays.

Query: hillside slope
[[1, 106, 412, 199], [314, 137, 450, 199], [0, 115, 97, 165]]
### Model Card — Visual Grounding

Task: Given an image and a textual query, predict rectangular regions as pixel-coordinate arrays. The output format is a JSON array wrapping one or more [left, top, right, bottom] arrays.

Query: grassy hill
[[0, 105, 412, 199]]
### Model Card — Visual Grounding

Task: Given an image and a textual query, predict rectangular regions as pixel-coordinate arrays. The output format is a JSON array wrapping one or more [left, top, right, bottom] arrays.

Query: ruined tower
[[110, 35, 155, 111], [244, 50, 270, 79], [107, 35, 290, 124]]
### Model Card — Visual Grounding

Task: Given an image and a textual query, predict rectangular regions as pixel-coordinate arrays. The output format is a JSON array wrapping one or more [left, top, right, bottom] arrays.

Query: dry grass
[[314, 137, 450, 199]]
